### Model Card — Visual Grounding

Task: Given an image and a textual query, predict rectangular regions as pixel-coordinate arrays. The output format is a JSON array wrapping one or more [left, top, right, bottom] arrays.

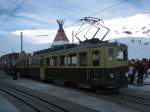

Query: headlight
[[110, 73, 114, 78]]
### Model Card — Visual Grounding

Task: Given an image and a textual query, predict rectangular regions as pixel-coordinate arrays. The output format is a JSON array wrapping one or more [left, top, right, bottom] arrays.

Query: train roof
[[0, 52, 31, 59], [33, 38, 127, 56]]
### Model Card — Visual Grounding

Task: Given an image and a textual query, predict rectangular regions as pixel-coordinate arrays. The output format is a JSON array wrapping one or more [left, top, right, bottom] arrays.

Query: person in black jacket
[[136, 61, 144, 85]]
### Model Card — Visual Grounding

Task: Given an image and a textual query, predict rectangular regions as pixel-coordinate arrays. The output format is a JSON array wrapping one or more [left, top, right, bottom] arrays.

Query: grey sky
[[0, 0, 149, 31]]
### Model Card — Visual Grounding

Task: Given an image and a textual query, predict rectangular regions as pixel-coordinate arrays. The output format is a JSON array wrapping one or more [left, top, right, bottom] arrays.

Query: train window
[[59, 55, 66, 66], [51, 56, 58, 66], [79, 52, 87, 66], [14, 54, 18, 59], [37, 59, 40, 66], [108, 48, 114, 61], [31, 58, 40, 66], [68, 54, 77, 66], [50, 58, 54, 66], [117, 48, 127, 61], [29, 58, 31, 66], [23, 60, 25, 66], [31, 59, 36, 66], [40, 58, 44, 66], [46, 58, 50, 66], [92, 50, 100, 66], [31, 59, 34, 66], [27, 59, 29, 66]]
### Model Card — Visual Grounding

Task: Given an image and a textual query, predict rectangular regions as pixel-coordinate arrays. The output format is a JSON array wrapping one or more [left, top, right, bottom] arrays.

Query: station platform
[[1, 71, 150, 112], [128, 76, 150, 92], [0, 95, 19, 112]]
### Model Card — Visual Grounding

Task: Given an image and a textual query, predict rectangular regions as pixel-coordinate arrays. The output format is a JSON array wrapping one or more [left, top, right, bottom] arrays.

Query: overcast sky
[[0, 0, 149, 31], [0, 0, 150, 55]]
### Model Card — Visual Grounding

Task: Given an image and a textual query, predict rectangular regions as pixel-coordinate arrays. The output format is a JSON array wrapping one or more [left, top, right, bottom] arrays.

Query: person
[[143, 58, 149, 77], [11, 64, 17, 80], [128, 60, 135, 84], [136, 60, 144, 86], [147, 59, 150, 76]]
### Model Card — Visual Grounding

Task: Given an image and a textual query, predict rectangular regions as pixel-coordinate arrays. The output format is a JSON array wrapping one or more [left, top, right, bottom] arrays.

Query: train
[[0, 17, 129, 92], [0, 52, 31, 74]]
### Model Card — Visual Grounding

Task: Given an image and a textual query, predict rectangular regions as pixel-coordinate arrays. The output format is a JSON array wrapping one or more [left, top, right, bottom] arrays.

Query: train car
[[15, 17, 129, 92], [16, 39, 128, 92], [0, 52, 31, 75]]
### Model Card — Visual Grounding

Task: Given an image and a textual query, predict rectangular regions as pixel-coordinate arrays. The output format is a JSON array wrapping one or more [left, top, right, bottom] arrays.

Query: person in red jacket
[[148, 59, 150, 76], [143, 58, 149, 77]]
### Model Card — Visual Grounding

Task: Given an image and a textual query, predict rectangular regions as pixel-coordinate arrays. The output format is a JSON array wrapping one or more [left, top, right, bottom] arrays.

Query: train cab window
[[46, 58, 50, 66], [79, 52, 87, 66], [108, 48, 114, 61], [59, 55, 66, 66], [117, 48, 127, 61], [68, 54, 77, 66], [92, 50, 100, 66]]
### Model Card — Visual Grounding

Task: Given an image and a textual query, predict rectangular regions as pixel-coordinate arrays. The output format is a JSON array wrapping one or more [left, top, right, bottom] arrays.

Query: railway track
[[0, 80, 97, 112], [0, 81, 70, 112], [0, 76, 150, 112], [112, 93, 150, 107]]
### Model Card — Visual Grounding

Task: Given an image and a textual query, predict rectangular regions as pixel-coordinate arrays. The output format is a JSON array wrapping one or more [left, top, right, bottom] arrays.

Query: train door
[[40, 58, 45, 80], [90, 49, 101, 82], [78, 50, 92, 84]]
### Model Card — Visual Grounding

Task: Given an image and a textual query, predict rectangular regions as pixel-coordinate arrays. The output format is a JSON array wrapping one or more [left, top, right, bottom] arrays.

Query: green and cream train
[[16, 39, 128, 91]]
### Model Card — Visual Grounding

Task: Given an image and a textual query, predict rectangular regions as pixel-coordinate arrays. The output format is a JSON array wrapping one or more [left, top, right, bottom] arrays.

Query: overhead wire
[[64, 0, 126, 28], [88, 0, 126, 17], [0, 0, 126, 37], [0, 0, 27, 27], [64, 20, 80, 29], [0, 0, 125, 29], [0, 0, 27, 54]]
